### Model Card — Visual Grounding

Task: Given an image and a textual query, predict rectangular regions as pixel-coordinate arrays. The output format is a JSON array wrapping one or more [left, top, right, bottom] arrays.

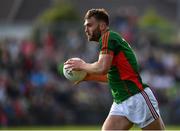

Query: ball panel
[[63, 64, 87, 82]]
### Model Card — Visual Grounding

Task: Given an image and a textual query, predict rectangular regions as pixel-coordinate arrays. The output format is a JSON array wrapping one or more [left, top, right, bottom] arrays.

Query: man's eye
[[87, 24, 92, 27]]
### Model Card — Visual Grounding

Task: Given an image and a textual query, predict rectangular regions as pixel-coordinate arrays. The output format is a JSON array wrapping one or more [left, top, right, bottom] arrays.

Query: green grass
[[1, 125, 180, 130]]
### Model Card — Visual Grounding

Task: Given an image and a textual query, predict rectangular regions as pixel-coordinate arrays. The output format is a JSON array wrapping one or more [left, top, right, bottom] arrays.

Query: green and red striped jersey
[[99, 30, 148, 103]]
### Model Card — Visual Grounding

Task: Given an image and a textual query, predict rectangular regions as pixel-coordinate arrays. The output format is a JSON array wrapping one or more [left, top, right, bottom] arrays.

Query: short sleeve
[[99, 31, 115, 56]]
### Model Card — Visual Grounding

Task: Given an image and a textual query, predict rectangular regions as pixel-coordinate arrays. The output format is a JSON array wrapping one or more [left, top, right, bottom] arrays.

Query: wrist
[[81, 62, 88, 72]]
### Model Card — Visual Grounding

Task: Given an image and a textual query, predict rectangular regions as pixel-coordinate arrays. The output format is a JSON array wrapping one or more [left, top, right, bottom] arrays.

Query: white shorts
[[109, 87, 160, 128]]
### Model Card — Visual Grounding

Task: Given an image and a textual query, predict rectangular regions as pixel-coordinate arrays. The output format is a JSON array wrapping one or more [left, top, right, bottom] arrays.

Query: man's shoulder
[[109, 30, 122, 40], [109, 30, 126, 46], [99, 30, 122, 43]]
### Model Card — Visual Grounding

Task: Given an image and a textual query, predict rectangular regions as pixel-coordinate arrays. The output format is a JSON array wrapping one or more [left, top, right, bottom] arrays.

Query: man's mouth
[[87, 34, 91, 37]]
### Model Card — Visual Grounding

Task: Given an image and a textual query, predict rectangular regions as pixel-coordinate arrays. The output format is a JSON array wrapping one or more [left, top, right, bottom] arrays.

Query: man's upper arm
[[98, 31, 115, 74], [98, 53, 113, 74]]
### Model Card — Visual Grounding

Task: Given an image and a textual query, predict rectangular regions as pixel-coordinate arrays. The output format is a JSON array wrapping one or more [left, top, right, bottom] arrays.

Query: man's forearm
[[82, 62, 107, 75], [84, 74, 107, 82]]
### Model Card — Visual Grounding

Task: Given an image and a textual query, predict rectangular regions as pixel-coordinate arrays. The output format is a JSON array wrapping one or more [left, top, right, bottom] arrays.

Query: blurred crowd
[[0, 9, 180, 127]]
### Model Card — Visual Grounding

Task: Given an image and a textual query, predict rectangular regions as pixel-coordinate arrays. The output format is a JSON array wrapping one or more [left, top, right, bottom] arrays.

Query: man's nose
[[85, 27, 88, 33]]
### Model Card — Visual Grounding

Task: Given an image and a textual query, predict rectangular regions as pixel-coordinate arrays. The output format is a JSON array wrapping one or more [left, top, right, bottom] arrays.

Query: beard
[[88, 26, 101, 42]]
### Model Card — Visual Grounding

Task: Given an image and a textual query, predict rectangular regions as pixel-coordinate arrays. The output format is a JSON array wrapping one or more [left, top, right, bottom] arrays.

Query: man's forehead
[[84, 20, 90, 26], [84, 17, 96, 26]]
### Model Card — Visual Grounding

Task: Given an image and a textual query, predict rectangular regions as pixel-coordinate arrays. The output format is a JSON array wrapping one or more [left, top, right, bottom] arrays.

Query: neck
[[101, 27, 109, 36]]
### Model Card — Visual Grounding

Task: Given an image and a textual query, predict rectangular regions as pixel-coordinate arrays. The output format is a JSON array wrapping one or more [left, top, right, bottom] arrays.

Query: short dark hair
[[84, 8, 109, 25]]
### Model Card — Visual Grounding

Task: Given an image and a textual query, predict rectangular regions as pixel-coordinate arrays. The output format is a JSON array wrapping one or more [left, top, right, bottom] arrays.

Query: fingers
[[64, 62, 78, 71], [64, 64, 73, 69], [64, 58, 83, 65], [64, 60, 79, 70], [64, 58, 84, 71], [73, 80, 81, 86], [64, 59, 73, 65], [64, 59, 75, 70]]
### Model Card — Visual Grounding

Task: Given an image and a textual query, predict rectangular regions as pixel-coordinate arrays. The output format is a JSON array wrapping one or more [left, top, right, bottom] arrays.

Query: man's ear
[[99, 22, 106, 31]]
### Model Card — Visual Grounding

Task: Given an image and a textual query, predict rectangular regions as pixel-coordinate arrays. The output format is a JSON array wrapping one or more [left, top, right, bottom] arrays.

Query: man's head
[[84, 8, 109, 42]]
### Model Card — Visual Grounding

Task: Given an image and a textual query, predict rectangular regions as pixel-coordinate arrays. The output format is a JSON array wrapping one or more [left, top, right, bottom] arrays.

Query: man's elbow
[[99, 68, 108, 75], [95, 62, 110, 75]]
